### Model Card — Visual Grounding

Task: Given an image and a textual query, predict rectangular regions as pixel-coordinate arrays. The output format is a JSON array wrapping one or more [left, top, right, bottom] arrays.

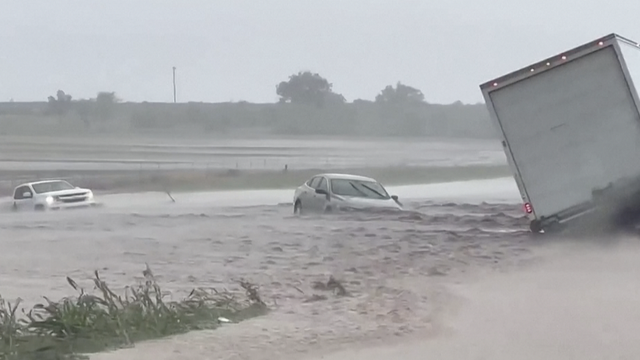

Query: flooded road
[[0, 178, 523, 303], [0, 178, 539, 359], [304, 238, 640, 360], [2, 167, 637, 360]]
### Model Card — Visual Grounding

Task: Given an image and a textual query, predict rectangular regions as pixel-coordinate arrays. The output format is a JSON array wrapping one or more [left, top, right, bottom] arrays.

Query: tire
[[11, 203, 17, 212], [324, 206, 333, 213], [34, 204, 45, 212], [530, 219, 565, 236], [529, 220, 542, 234], [294, 200, 303, 215]]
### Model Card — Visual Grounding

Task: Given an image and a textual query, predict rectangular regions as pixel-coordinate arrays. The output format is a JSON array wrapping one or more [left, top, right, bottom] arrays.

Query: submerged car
[[11, 180, 96, 211], [293, 173, 402, 214]]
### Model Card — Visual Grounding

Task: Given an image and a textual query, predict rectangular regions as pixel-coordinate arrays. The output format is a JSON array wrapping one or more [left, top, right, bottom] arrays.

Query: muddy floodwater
[[3, 177, 638, 360], [0, 179, 537, 359]]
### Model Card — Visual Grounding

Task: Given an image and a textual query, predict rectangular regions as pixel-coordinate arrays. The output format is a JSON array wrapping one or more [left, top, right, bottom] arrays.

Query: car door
[[311, 177, 330, 211], [298, 177, 319, 206], [13, 185, 34, 210]]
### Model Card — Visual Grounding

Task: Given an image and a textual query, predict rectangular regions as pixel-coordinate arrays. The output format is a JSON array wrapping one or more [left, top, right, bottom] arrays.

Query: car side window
[[307, 177, 320, 188], [13, 186, 28, 200], [317, 177, 328, 192]]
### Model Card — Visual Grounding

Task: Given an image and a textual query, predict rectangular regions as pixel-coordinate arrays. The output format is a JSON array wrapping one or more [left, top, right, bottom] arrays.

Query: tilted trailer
[[480, 33, 640, 233]]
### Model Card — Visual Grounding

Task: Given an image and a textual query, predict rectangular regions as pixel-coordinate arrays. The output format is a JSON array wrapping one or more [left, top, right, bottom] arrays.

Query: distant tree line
[[45, 90, 120, 128], [267, 71, 492, 137], [0, 71, 496, 138]]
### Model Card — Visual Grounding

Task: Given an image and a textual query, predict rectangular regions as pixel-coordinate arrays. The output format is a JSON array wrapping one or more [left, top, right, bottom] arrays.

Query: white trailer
[[480, 33, 640, 233]]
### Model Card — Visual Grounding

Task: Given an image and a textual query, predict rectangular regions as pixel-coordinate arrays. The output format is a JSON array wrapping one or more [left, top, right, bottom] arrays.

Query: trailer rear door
[[488, 46, 640, 219]]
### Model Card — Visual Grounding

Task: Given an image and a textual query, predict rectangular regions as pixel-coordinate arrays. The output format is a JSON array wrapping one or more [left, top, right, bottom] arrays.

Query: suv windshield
[[32, 181, 75, 194], [330, 179, 390, 199]]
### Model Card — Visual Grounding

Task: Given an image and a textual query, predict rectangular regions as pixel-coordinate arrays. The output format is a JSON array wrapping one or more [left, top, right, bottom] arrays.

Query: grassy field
[[0, 266, 267, 360], [0, 165, 512, 195]]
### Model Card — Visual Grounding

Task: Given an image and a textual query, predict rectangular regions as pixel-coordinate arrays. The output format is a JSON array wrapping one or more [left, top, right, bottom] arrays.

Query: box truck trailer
[[480, 33, 640, 234]]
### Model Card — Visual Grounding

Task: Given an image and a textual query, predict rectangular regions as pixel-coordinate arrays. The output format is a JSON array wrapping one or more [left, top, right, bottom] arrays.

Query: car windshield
[[31, 181, 75, 194], [330, 179, 390, 199]]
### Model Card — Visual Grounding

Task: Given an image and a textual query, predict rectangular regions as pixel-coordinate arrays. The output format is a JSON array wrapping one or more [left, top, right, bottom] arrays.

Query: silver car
[[293, 173, 403, 214]]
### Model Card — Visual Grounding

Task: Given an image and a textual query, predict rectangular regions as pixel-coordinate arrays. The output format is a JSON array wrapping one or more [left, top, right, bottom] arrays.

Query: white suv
[[12, 180, 96, 211]]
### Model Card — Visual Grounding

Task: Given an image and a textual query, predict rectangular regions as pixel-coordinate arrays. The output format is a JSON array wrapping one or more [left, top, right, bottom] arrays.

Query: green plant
[[0, 266, 268, 359], [0, 297, 25, 357]]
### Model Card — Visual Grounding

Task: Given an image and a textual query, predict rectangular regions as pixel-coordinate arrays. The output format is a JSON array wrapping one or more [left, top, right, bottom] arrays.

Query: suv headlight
[[87, 191, 93, 200], [45, 196, 54, 204]]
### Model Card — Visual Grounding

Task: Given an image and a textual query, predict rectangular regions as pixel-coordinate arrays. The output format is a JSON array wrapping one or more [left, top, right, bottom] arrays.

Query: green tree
[[46, 89, 72, 116], [276, 71, 345, 107], [375, 82, 425, 104], [95, 91, 119, 122]]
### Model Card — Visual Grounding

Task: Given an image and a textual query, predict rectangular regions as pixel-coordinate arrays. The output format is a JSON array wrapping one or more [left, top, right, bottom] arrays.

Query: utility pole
[[172, 66, 177, 103]]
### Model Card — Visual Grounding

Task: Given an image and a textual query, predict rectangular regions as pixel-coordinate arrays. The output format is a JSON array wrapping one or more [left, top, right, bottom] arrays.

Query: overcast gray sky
[[1, 0, 639, 104]]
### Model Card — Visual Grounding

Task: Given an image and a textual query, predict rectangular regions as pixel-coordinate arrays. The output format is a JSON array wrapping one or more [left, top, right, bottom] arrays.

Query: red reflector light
[[523, 202, 533, 214]]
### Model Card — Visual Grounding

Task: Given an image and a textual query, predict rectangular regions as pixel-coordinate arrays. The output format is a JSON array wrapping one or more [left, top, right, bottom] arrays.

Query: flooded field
[[0, 136, 505, 171]]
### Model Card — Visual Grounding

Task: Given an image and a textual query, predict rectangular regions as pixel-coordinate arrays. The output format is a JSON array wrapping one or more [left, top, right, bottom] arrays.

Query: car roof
[[15, 179, 67, 188], [315, 173, 378, 182]]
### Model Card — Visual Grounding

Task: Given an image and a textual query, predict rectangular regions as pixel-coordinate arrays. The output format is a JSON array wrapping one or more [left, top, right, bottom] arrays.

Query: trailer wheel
[[529, 220, 543, 235]]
